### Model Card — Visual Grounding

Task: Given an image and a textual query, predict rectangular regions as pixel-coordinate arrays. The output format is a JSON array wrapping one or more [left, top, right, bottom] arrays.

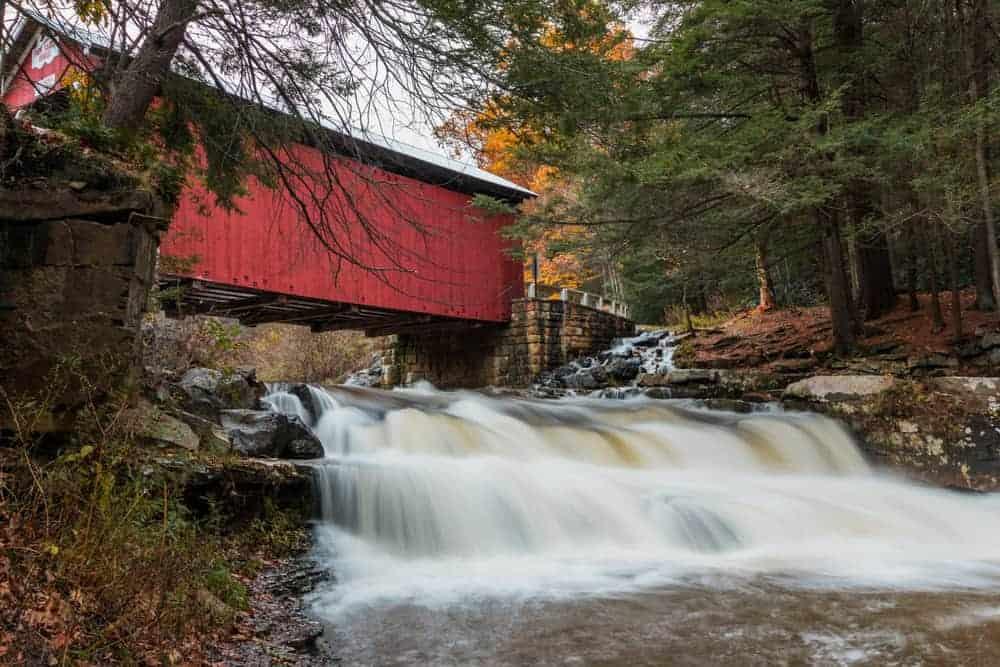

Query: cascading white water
[[263, 385, 1000, 625]]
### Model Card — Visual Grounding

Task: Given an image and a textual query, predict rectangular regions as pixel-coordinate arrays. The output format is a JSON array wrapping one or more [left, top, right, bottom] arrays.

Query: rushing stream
[[264, 384, 1000, 665]]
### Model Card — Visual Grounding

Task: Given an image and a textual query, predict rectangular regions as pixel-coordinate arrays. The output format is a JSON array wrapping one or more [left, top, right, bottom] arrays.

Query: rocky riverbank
[[508, 329, 1000, 492]]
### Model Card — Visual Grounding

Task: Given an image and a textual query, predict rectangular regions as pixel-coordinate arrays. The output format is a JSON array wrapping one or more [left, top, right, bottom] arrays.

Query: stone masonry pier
[[381, 298, 636, 388], [1, 184, 161, 429]]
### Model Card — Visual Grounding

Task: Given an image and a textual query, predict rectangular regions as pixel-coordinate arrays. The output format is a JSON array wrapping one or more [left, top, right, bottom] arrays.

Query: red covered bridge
[[2, 12, 532, 336]]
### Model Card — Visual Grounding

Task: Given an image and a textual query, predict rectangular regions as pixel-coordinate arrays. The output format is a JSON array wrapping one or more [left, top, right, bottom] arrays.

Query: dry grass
[[0, 363, 308, 664], [143, 313, 382, 383]]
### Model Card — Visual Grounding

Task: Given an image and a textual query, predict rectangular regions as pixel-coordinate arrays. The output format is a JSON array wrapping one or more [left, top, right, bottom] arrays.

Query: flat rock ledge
[[783, 375, 896, 401]]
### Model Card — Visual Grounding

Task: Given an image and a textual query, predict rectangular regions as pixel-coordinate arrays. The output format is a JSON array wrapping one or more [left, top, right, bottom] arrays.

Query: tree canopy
[[463, 0, 1000, 349]]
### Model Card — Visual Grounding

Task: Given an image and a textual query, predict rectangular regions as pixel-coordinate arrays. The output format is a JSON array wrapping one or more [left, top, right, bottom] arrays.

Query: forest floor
[[680, 289, 999, 374]]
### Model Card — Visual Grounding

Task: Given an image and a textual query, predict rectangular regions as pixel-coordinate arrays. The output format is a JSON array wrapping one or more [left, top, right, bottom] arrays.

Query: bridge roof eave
[[4, 9, 535, 204]]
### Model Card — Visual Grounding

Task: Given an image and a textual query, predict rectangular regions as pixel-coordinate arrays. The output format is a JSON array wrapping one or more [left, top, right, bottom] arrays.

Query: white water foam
[[259, 385, 1000, 619]]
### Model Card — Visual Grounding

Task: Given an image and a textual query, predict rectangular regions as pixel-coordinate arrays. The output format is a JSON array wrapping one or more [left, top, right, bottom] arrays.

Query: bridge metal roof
[[3, 9, 535, 202]]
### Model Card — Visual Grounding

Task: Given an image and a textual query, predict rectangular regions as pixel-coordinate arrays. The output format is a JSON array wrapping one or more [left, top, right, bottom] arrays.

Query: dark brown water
[[321, 580, 1000, 666]]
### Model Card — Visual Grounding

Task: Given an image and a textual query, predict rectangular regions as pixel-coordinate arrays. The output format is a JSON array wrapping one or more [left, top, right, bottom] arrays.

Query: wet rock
[[346, 354, 384, 388], [287, 383, 323, 424], [528, 385, 569, 399], [631, 332, 667, 348], [741, 391, 776, 403], [666, 369, 718, 385], [605, 357, 641, 383], [563, 365, 608, 390], [637, 372, 669, 388], [236, 555, 331, 661], [643, 387, 672, 399], [783, 375, 895, 401], [699, 398, 757, 413], [221, 410, 324, 459], [591, 386, 644, 400], [637, 368, 718, 387], [264, 559, 331, 598], [176, 367, 265, 418], [552, 364, 578, 382]]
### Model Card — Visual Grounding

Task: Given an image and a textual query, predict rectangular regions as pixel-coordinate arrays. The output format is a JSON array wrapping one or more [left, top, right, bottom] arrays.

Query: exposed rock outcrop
[[221, 410, 324, 459], [137, 407, 200, 452], [783, 375, 896, 401], [175, 367, 266, 419], [784, 375, 1000, 491]]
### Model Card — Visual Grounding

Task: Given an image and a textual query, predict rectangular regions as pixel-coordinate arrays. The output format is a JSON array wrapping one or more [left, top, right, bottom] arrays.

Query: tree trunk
[[821, 211, 857, 352], [973, 223, 995, 309], [101, 0, 200, 131], [926, 223, 944, 333], [973, 118, 1000, 311], [799, 16, 855, 352], [857, 229, 896, 320], [848, 232, 862, 307], [943, 226, 963, 340], [755, 225, 777, 311], [833, 0, 894, 321], [968, 0, 1000, 312], [906, 227, 920, 312], [681, 285, 695, 335]]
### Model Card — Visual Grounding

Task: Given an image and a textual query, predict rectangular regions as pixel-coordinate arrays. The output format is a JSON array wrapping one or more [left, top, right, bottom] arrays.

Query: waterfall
[[263, 385, 1000, 617], [261, 391, 310, 424]]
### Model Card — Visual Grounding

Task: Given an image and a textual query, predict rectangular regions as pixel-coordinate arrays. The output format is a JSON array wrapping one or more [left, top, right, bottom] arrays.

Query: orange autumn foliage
[[437, 23, 632, 290]]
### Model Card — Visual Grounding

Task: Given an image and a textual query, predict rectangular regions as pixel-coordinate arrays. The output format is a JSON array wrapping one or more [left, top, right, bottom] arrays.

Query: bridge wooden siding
[[161, 145, 525, 333]]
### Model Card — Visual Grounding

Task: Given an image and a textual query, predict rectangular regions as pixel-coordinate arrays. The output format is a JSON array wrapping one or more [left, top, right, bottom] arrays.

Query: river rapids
[[263, 384, 1000, 665]]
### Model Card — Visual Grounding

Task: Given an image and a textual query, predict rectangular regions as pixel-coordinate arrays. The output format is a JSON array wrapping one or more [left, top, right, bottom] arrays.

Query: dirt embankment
[[675, 291, 998, 376]]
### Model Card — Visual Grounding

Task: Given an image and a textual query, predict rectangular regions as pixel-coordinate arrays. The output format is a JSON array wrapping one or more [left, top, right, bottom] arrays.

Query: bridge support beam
[[380, 298, 635, 388]]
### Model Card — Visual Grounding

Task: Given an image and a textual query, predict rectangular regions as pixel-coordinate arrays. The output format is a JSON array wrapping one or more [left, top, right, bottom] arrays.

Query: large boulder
[[637, 369, 718, 387], [667, 369, 718, 385], [169, 409, 232, 454], [139, 409, 200, 451], [783, 375, 895, 401], [286, 383, 324, 425], [605, 357, 641, 383], [563, 365, 608, 390], [345, 354, 384, 388], [176, 367, 265, 418], [220, 410, 324, 459]]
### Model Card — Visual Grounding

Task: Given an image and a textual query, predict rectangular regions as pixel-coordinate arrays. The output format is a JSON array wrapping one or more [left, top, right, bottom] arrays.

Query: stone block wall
[[382, 298, 635, 388], [1, 188, 160, 428]]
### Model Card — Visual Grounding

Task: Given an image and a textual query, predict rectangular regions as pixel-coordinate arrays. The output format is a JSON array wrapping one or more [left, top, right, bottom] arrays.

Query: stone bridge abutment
[[381, 298, 636, 388]]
